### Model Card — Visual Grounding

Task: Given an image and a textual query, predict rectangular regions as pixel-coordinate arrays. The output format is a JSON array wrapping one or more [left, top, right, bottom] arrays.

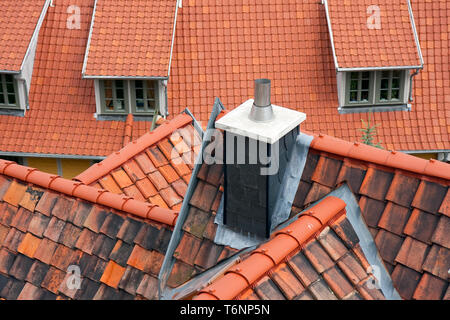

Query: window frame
[[375, 70, 405, 105], [99, 79, 130, 114], [344, 71, 375, 107], [0, 74, 20, 109], [130, 80, 159, 115]]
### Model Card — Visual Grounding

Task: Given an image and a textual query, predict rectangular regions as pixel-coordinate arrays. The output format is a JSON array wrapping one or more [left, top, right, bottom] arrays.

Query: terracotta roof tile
[[27, 212, 51, 238], [311, 156, 343, 188], [9, 254, 34, 281], [270, 263, 305, 300], [374, 230, 404, 265], [317, 226, 349, 261], [40, 267, 65, 294], [303, 240, 335, 274], [193, 239, 224, 270], [411, 181, 448, 214], [359, 167, 394, 201], [84, 0, 177, 77], [136, 275, 159, 300], [403, 208, 439, 244], [17, 233, 42, 259], [422, 245, 450, 280], [3, 180, 28, 207], [34, 238, 58, 265], [430, 216, 450, 249], [109, 240, 133, 267], [25, 260, 50, 288], [10, 208, 33, 233], [335, 162, 367, 194], [118, 266, 145, 296], [377, 202, 412, 235], [174, 233, 202, 266], [413, 273, 448, 300], [322, 265, 354, 299], [100, 261, 126, 289], [0, 248, 16, 274], [394, 237, 429, 272], [385, 173, 421, 207], [3, 228, 25, 253], [254, 276, 286, 300], [358, 196, 386, 228], [167, 260, 196, 288], [391, 264, 422, 299], [189, 181, 218, 212]]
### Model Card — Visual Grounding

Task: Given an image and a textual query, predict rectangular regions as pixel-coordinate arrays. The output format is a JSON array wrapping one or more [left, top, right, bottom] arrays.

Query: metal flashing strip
[[0, 109, 25, 117], [213, 132, 314, 250], [0, 151, 105, 161], [337, 66, 423, 72], [407, 0, 424, 67], [167, 0, 181, 77], [82, 75, 169, 80], [81, 0, 98, 76], [157, 98, 225, 297], [338, 104, 410, 114], [309, 185, 402, 300], [183, 107, 205, 138], [321, 0, 339, 71]]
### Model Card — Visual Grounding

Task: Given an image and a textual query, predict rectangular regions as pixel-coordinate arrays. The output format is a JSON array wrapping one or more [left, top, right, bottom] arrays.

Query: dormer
[[322, 0, 423, 114], [82, 0, 180, 120], [0, 0, 50, 115]]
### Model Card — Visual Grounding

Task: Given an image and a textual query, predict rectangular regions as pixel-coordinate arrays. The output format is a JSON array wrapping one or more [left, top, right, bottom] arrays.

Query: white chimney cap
[[215, 99, 306, 144]]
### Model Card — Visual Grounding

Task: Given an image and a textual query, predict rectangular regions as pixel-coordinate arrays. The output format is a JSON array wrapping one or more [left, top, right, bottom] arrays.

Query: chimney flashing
[[215, 99, 306, 145]]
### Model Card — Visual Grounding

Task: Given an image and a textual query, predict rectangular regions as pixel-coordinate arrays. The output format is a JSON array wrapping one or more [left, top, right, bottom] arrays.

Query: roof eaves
[[74, 113, 193, 185], [0, 160, 178, 227]]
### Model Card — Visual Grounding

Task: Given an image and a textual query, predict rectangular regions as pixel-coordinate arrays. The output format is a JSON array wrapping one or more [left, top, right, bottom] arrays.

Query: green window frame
[[376, 70, 405, 104], [0, 74, 19, 109], [131, 80, 158, 114], [99, 79, 129, 114], [345, 71, 374, 106]]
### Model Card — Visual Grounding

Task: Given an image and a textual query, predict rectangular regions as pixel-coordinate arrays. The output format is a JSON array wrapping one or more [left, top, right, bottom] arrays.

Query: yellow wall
[[26, 158, 93, 180]]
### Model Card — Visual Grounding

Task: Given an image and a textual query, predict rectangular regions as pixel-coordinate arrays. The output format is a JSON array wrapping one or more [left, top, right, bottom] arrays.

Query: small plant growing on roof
[[359, 112, 383, 149]]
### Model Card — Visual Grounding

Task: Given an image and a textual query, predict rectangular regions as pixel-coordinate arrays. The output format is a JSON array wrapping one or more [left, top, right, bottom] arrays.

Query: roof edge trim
[[74, 113, 193, 185], [82, 75, 170, 80], [321, 0, 339, 70], [407, 0, 424, 67], [0, 159, 178, 226], [167, 0, 181, 77], [337, 65, 423, 72], [81, 0, 98, 77]]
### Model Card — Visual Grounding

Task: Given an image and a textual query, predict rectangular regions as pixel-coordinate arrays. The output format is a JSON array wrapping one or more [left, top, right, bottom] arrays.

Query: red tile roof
[[193, 196, 385, 300], [74, 113, 200, 210], [0, 160, 177, 299], [324, 0, 422, 69], [169, 0, 449, 151], [0, 0, 48, 72], [83, 0, 177, 78], [0, 0, 448, 157]]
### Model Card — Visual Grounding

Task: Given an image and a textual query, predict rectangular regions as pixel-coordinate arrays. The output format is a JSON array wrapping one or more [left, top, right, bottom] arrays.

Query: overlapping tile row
[[169, 0, 449, 151], [292, 148, 449, 299], [0, 0, 150, 157], [193, 197, 385, 300], [0, 175, 172, 300], [167, 162, 239, 288], [326, 0, 421, 69], [83, 120, 202, 211], [83, 0, 177, 77], [0, 0, 47, 71]]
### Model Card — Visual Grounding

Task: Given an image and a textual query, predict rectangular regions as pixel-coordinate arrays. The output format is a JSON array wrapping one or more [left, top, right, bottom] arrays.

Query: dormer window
[[0, 74, 19, 109], [100, 80, 128, 114], [132, 80, 158, 114], [322, 0, 423, 114]]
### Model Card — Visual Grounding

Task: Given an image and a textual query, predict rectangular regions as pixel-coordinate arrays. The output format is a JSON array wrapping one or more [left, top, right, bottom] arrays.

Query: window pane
[[105, 88, 113, 99], [380, 90, 388, 101], [392, 70, 401, 78], [362, 72, 370, 79], [147, 100, 155, 110], [361, 91, 369, 102], [136, 88, 143, 99], [135, 80, 143, 89], [350, 91, 357, 102], [104, 80, 113, 88], [381, 71, 390, 78], [116, 89, 124, 99], [381, 78, 389, 89], [0, 95, 4, 104], [115, 80, 124, 88], [136, 99, 145, 109], [351, 72, 359, 79], [392, 78, 400, 89], [8, 94, 16, 104], [147, 87, 155, 99], [362, 80, 369, 90], [115, 100, 125, 110], [391, 89, 400, 100], [6, 83, 14, 94], [5, 75, 13, 83], [350, 80, 358, 90], [106, 99, 114, 110]]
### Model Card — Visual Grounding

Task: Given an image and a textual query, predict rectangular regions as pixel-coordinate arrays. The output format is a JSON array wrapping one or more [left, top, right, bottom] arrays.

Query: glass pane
[[8, 94, 16, 104], [0, 94, 4, 104], [350, 80, 358, 90], [5, 74, 13, 83], [135, 80, 143, 89], [350, 91, 357, 102], [115, 80, 124, 88], [104, 80, 113, 88], [136, 88, 143, 99], [114, 100, 124, 110], [361, 91, 369, 102], [116, 89, 124, 99], [381, 71, 390, 78], [380, 90, 388, 101], [147, 100, 155, 110], [136, 99, 145, 109], [106, 99, 114, 110], [351, 72, 359, 79], [393, 70, 401, 78], [362, 80, 369, 90], [6, 83, 14, 93], [147, 87, 155, 99], [362, 72, 370, 79], [391, 89, 399, 100], [381, 78, 389, 89], [392, 78, 400, 89], [105, 88, 113, 99]]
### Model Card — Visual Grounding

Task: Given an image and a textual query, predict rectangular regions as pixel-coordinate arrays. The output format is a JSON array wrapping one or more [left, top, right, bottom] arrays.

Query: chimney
[[215, 80, 306, 238]]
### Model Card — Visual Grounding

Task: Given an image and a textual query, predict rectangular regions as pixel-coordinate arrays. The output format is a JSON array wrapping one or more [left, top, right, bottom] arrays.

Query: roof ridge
[[306, 131, 450, 182], [123, 113, 134, 146], [74, 113, 193, 185], [193, 196, 346, 300], [0, 159, 178, 227]]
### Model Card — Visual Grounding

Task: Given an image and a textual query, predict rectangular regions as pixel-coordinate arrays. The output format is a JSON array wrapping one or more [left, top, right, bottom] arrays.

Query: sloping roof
[[0, 0, 448, 157], [324, 0, 422, 69], [0, 0, 48, 72], [83, 0, 177, 78], [74, 113, 201, 210], [169, 0, 449, 151], [193, 197, 385, 300], [0, 0, 151, 157], [0, 159, 178, 300]]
